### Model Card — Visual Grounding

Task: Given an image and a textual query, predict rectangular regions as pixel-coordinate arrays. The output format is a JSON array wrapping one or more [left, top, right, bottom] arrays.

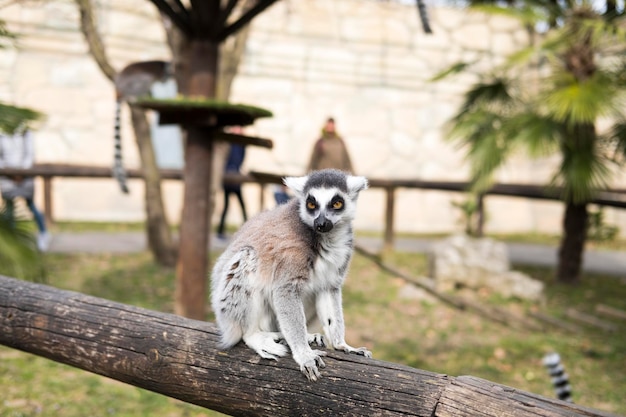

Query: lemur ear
[[283, 175, 309, 197], [346, 175, 368, 198]]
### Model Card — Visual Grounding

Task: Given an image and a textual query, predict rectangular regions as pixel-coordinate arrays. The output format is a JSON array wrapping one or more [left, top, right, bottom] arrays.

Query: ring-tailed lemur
[[113, 60, 172, 193], [543, 352, 573, 402], [211, 169, 371, 381]]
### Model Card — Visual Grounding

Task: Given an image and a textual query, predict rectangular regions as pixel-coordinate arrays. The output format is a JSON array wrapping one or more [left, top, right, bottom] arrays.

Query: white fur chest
[[308, 228, 353, 291]]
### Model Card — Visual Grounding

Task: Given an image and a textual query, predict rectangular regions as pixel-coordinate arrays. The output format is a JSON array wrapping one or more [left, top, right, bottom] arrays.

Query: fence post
[[384, 186, 395, 252], [43, 176, 54, 225]]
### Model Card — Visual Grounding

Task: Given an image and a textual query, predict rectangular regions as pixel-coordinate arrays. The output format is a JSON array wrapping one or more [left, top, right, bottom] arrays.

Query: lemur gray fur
[[211, 169, 371, 381], [113, 60, 172, 193]]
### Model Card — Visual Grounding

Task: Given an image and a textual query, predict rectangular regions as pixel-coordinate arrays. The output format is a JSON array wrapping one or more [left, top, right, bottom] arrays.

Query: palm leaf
[[0, 101, 43, 134], [430, 61, 474, 82], [551, 125, 611, 203], [607, 120, 626, 161], [543, 71, 619, 125], [0, 19, 17, 50], [0, 207, 45, 281], [470, 3, 550, 26], [457, 78, 515, 115], [506, 110, 563, 157]]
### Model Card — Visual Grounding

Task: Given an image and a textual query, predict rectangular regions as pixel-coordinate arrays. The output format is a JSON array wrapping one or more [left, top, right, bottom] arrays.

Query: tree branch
[[217, 0, 279, 41], [416, 0, 433, 34], [150, 0, 194, 37], [75, 0, 116, 81]]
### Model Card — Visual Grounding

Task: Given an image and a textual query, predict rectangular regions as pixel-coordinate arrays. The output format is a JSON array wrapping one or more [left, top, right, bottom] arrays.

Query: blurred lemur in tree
[[113, 60, 173, 193], [211, 169, 372, 381]]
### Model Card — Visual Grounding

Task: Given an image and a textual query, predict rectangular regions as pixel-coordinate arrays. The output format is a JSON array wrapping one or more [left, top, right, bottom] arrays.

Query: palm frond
[[506, 110, 563, 156], [544, 71, 618, 125], [0, 101, 43, 134], [606, 120, 626, 161], [470, 3, 550, 26], [449, 105, 513, 193], [458, 78, 514, 114], [0, 19, 17, 50], [0, 207, 45, 281], [430, 61, 474, 82], [551, 125, 611, 203]]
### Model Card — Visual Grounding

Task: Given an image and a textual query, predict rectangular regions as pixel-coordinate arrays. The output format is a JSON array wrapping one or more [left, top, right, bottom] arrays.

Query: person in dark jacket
[[217, 126, 248, 239]]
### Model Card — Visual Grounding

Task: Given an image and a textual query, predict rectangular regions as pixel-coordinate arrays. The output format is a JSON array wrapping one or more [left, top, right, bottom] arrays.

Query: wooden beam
[[596, 304, 626, 321], [213, 131, 273, 149], [0, 275, 615, 417]]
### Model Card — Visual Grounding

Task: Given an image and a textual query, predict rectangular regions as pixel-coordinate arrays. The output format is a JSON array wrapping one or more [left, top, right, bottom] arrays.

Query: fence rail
[[1, 164, 625, 249], [0, 275, 616, 417]]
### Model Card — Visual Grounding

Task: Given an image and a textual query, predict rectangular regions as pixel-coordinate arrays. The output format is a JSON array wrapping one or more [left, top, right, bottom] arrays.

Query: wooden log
[[435, 375, 615, 417], [0, 275, 615, 417], [565, 309, 618, 332], [527, 311, 582, 333], [354, 245, 544, 331], [595, 304, 626, 321], [213, 131, 273, 149]]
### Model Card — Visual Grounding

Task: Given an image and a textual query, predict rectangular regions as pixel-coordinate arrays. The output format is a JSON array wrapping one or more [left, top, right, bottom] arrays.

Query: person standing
[[0, 126, 50, 251], [307, 117, 354, 173], [217, 126, 248, 239]]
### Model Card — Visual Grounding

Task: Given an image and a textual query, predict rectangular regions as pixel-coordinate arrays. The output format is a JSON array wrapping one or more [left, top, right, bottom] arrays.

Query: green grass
[[49, 221, 147, 233], [1, 244, 625, 416]]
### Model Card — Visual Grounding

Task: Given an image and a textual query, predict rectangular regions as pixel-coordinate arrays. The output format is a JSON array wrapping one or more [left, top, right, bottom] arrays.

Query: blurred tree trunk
[[161, 4, 252, 319], [555, 19, 596, 284], [557, 201, 588, 284], [75, 0, 177, 267], [130, 107, 178, 266]]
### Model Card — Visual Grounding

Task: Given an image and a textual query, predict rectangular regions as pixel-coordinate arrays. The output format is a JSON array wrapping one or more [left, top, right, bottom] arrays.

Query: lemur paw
[[307, 333, 326, 347], [352, 347, 372, 358], [336, 343, 372, 358], [298, 349, 327, 382]]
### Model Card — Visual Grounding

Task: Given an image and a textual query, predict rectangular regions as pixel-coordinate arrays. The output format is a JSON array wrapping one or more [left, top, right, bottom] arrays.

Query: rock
[[429, 234, 544, 301]]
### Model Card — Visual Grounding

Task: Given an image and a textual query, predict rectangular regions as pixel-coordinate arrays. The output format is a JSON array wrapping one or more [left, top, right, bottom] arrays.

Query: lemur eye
[[307, 201, 317, 210], [332, 201, 343, 210]]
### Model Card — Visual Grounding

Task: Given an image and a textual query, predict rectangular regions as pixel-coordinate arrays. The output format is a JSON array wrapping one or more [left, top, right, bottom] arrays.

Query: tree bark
[[557, 201, 588, 284], [130, 107, 177, 267], [175, 126, 214, 319], [174, 39, 220, 320], [0, 275, 617, 417]]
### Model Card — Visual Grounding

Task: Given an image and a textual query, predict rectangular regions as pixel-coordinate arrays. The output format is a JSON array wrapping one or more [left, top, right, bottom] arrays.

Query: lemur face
[[303, 187, 349, 233], [284, 169, 368, 234]]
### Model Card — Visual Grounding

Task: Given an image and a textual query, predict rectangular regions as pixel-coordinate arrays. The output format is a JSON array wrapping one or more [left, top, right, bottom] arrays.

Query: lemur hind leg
[[243, 331, 289, 360]]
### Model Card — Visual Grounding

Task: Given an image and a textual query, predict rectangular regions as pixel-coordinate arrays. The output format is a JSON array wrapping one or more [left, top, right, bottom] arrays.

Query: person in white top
[[0, 126, 50, 251]]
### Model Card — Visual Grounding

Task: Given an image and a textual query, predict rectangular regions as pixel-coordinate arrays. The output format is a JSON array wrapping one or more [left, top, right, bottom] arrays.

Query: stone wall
[[1, 0, 624, 235]]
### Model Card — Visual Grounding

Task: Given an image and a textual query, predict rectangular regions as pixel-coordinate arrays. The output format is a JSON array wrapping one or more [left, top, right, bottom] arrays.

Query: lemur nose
[[314, 218, 333, 233]]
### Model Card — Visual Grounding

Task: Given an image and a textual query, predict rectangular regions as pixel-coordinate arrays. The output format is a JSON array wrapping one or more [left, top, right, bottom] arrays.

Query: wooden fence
[[0, 275, 617, 417], [1, 163, 625, 249]]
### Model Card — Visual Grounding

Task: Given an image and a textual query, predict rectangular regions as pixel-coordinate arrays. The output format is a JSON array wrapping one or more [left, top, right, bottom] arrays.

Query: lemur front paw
[[297, 349, 327, 382], [351, 347, 372, 358], [336, 343, 372, 358], [307, 333, 326, 347]]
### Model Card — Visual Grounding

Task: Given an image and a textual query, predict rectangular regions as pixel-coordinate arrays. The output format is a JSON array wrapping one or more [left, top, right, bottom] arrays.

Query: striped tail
[[543, 352, 573, 402], [113, 99, 129, 193]]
